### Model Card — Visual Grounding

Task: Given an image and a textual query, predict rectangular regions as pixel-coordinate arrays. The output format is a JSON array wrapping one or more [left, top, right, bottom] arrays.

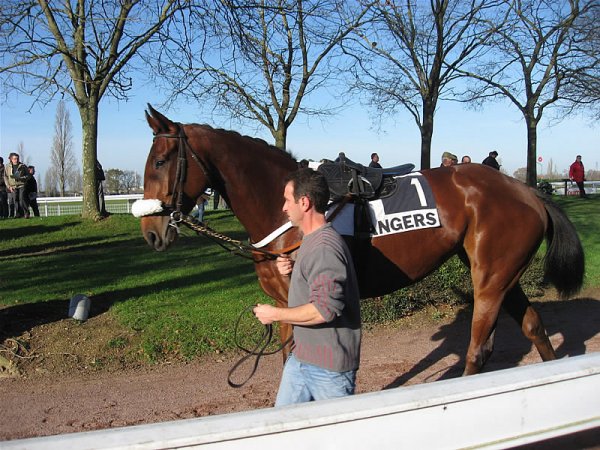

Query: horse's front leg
[[256, 263, 292, 364], [278, 321, 293, 363]]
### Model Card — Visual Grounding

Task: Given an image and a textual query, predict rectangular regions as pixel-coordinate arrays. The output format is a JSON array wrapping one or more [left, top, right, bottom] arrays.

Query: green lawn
[[0, 194, 597, 362], [552, 195, 600, 287], [0, 211, 271, 359]]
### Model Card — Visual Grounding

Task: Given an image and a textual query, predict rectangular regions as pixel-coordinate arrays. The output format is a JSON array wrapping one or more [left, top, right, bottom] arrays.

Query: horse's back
[[359, 164, 547, 297]]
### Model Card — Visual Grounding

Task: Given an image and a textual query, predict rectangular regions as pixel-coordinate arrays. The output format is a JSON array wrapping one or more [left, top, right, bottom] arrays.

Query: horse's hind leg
[[464, 298, 502, 375], [502, 284, 556, 361]]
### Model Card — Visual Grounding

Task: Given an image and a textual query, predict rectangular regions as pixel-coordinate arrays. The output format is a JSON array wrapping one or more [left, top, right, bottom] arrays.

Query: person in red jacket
[[569, 155, 587, 198]]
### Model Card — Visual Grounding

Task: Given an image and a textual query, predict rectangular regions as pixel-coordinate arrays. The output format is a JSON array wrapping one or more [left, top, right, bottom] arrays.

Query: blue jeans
[[275, 353, 357, 407]]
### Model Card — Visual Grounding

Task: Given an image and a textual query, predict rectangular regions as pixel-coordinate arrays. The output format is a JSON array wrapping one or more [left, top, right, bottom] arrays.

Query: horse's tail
[[539, 192, 585, 299]]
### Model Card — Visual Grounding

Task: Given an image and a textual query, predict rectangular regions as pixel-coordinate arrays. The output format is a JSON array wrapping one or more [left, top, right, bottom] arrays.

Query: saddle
[[318, 155, 414, 201]]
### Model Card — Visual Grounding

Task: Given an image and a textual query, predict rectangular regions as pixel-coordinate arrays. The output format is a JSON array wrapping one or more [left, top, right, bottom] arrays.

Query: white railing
[[35, 194, 221, 217], [36, 194, 144, 217], [3, 353, 599, 450], [550, 180, 600, 195]]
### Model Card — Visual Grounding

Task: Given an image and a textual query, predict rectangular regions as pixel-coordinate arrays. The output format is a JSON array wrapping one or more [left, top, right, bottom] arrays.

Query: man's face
[[282, 182, 305, 227], [373, 154, 379, 163], [10, 155, 18, 164]]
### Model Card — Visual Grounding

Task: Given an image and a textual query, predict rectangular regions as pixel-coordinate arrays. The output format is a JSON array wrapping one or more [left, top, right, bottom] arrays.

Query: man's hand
[[253, 303, 278, 325], [276, 255, 293, 276]]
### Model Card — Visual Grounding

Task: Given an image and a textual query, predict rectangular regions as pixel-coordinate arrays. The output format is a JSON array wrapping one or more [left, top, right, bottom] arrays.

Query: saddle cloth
[[327, 172, 441, 238]]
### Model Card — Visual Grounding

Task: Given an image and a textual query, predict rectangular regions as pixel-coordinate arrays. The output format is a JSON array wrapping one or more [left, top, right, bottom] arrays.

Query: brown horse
[[139, 105, 584, 376]]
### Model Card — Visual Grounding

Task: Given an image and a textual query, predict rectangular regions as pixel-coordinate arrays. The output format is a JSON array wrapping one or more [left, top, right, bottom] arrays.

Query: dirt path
[[1, 290, 599, 441]]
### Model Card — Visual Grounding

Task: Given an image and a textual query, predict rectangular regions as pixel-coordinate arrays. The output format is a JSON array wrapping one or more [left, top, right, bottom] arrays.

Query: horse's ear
[[145, 104, 178, 135]]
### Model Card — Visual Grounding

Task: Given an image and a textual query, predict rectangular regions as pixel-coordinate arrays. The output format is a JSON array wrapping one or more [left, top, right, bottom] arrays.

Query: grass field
[[0, 194, 597, 362]]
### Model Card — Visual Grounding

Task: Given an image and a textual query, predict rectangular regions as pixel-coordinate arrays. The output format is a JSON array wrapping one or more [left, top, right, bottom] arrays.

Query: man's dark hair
[[371, 152, 378, 159], [284, 168, 330, 214], [28, 165, 35, 170], [9, 152, 19, 159]]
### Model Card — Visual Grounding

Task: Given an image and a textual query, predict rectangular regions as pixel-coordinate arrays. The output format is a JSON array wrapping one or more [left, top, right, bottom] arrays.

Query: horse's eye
[[155, 160, 165, 169]]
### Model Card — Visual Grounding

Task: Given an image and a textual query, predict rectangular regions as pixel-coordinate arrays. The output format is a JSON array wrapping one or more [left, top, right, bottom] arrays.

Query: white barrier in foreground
[[4, 353, 599, 450]]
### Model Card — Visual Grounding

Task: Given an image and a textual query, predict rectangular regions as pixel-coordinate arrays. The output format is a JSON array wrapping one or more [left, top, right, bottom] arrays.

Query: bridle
[[153, 124, 214, 220]]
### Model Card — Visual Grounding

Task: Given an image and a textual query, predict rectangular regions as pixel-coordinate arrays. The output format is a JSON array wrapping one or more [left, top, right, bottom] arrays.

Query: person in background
[[26, 165, 40, 217], [0, 157, 8, 218], [96, 160, 108, 216], [192, 190, 211, 222], [441, 151, 458, 167], [3, 152, 30, 218], [253, 168, 361, 407], [482, 151, 500, 170], [461, 155, 471, 164], [369, 153, 382, 168], [569, 155, 587, 198], [213, 190, 221, 210]]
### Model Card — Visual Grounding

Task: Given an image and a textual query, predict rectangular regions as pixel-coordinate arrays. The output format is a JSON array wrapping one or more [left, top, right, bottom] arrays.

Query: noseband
[[153, 125, 213, 220]]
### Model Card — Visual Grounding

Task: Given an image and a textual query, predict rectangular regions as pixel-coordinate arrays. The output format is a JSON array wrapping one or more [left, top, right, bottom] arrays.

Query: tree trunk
[[525, 120, 538, 187], [79, 102, 101, 219], [420, 102, 435, 170], [273, 125, 287, 151]]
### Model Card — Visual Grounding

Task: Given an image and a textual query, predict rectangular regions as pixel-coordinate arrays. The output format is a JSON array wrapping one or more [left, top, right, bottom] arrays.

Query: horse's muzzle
[[141, 214, 178, 251]]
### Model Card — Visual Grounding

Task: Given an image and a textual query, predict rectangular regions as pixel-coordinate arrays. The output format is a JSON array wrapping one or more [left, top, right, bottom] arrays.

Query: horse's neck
[[212, 140, 295, 242]]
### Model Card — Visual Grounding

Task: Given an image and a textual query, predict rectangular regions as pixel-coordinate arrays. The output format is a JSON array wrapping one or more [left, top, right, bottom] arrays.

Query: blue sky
[[1, 89, 597, 185]]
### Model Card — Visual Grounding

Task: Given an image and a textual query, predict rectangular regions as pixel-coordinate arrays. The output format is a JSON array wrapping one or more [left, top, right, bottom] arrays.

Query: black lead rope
[[227, 304, 293, 388]]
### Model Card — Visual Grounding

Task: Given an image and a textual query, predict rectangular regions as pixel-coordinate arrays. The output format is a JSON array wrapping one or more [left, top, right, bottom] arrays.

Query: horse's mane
[[187, 123, 297, 162]]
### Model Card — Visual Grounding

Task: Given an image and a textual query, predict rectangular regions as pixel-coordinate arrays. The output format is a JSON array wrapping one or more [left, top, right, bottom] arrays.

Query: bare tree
[[68, 170, 83, 194], [105, 169, 124, 194], [0, 1, 191, 218], [458, 0, 597, 186], [560, 2, 600, 119], [347, 0, 501, 169], [14, 142, 29, 165], [155, 0, 372, 150], [49, 100, 78, 196], [121, 170, 141, 193], [44, 171, 59, 196], [513, 167, 527, 182]]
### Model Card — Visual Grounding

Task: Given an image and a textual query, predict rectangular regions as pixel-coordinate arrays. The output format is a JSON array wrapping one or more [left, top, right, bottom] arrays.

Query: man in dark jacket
[[26, 166, 40, 217], [482, 151, 501, 170], [0, 157, 8, 218], [96, 160, 108, 216], [369, 153, 382, 168]]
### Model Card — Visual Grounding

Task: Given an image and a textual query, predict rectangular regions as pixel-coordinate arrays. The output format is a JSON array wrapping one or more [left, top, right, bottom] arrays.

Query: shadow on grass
[[0, 235, 132, 259], [0, 262, 259, 341], [383, 295, 600, 389], [0, 222, 79, 242]]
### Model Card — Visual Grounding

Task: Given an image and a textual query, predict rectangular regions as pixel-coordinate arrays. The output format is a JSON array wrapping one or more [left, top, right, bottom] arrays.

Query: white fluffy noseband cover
[[131, 199, 164, 218]]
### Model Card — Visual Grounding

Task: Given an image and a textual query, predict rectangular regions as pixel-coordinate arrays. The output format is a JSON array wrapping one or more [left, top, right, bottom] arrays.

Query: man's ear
[[300, 195, 312, 212]]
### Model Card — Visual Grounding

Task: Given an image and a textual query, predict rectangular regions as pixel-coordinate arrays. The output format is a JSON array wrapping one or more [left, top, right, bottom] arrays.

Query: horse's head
[[137, 105, 210, 251]]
